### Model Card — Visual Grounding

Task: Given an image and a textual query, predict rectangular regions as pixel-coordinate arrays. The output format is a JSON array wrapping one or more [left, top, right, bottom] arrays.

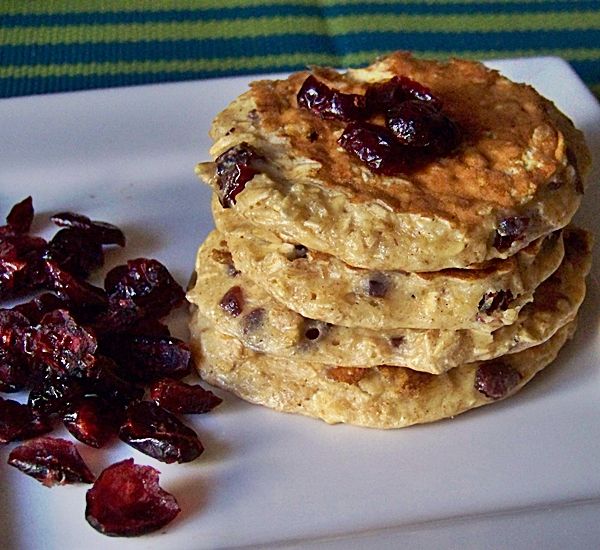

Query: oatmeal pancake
[[187, 228, 590, 373], [191, 317, 576, 429], [197, 52, 590, 271], [215, 204, 566, 330]]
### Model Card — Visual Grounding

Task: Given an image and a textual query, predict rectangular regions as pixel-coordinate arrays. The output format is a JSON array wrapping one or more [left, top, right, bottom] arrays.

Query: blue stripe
[[1, 2, 599, 27], [1, 63, 598, 100], [1, 30, 598, 67]]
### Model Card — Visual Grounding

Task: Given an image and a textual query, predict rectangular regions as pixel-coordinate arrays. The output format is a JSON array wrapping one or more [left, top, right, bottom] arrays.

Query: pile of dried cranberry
[[0, 197, 221, 537], [297, 73, 460, 174]]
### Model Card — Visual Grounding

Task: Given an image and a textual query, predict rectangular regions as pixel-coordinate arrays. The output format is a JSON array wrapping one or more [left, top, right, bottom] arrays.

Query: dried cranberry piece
[[386, 100, 459, 152], [119, 401, 203, 464], [215, 143, 263, 208], [101, 334, 192, 383], [85, 458, 180, 537], [474, 361, 522, 399], [3, 196, 34, 235], [28, 370, 84, 416], [126, 318, 171, 338], [297, 75, 366, 121], [0, 236, 47, 299], [219, 286, 244, 317], [242, 307, 264, 334], [150, 379, 222, 415], [338, 121, 406, 175], [365, 76, 440, 113], [84, 356, 144, 406], [63, 395, 122, 448], [0, 310, 32, 392], [30, 309, 97, 375], [493, 217, 530, 252], [0, 397, 52, 444], [290, 244, 308, 260], [8, 437, 95, 486], [50, 211, 126, 247], [478, 289, 514, 315], [0, 255, 29, 298], [44, 260, 108, 309], [12, 293, 70, 324], [104, 258, 184, 320], [44, 228, 104, 278], [366, 274, 389, 298], [390, 336, 405, 348]]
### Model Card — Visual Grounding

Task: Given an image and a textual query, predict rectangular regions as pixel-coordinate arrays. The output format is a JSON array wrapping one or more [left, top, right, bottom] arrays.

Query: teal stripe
[[2, 30, 598, 67]]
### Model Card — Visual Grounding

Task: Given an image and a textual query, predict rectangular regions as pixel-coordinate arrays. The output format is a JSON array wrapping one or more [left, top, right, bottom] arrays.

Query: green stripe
[[590, 83, 600, 96], [3, 11, 600, 46], [1, 48, 598, 79], [0, 0, 576, 16]]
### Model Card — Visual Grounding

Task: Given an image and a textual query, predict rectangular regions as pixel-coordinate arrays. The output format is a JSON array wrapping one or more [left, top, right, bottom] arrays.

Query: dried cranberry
[[0, 397, 52, 444], [44, 228, 104, 278], [219, 286, 244, 317], [215, 143, 263, 208], [30, 309, 97, 375], [44, 260, 108, 309], [8, 437, 95, 486], [386, 100, 458, 152], [28, 370, 84, 416], [478, 289, 514, 315], [12, 293, 70, 324], [63, 395, 121, 448], [50, 211, 126, 247], [289, 244, 308, 260], [119, 401, 203, 464], [150, 379, 222, 415], [242, 308, 265, 334], [0, 310, 32, 392], [474, 361, 522, 399], [0, 236, 47, 299], [3, 196, 34, 235], [365, 76, 440, 113], [366, 274, 389, 297], [101, 334, 192, 383], [338, 121, 406, 175], [493, 217, 530, 252], [390, 336, 405, 348], [85, 458, 180, 537], [84, 356, 144, 406], [297, 75, 366, 121], [104, 258, 184, 320]]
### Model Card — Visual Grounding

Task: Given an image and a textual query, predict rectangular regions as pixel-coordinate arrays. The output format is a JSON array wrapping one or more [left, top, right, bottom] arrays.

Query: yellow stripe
[[0, 0, 570, 16], [1, 48, 598, 79], [2, 12, 600, 46]]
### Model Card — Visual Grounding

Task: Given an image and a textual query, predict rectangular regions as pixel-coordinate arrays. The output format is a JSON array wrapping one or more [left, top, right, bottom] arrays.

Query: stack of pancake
[[187, 53, 592, 429]]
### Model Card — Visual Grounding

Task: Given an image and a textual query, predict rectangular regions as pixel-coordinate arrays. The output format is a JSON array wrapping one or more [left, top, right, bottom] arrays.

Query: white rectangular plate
[[0, 57, 599, 549]]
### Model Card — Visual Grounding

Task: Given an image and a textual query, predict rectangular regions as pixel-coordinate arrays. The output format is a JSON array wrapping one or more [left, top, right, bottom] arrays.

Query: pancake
[[187, 227, 590, 374], [197, 52, 590, 272], [214, 204, 566, 330], [191, 317, 576, 429]]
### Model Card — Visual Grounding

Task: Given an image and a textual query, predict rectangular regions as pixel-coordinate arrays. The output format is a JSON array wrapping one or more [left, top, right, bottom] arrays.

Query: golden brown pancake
[[192, 316, 576, 429], [214, 204, 567, 330], [187, 227, 590, 374], [197, 52, 590, 271]]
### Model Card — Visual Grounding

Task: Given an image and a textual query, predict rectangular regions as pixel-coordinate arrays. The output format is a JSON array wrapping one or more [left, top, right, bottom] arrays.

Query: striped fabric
[[1, 0, 599, 99]]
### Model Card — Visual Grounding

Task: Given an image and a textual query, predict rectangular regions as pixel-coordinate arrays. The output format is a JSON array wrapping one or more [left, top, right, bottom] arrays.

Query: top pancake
[[197, 52, 590, 272]]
